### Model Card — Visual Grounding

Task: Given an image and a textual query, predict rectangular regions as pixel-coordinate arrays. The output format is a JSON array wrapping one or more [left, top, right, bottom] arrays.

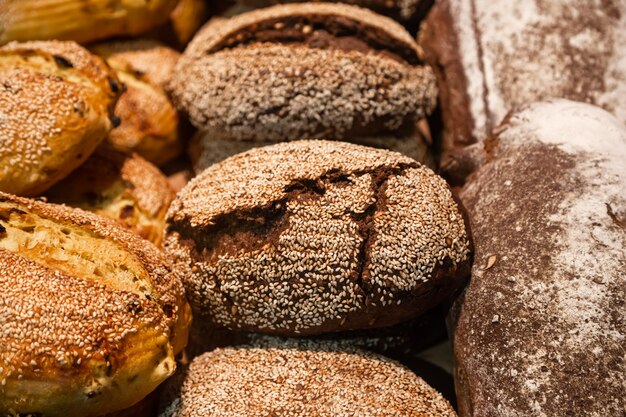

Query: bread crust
[[158, 341, 457, 417], [166, 140, 471, 336], [45, 149, 175, 246], [0, 0, 178, 45], [188, 122, 434, 174], [92, 40, 183, 166], [419, 0, 626, 184], [455, 100, 626, 416], [0, 41, 121, 196], [0, 192, 191, 416], [170, 3, 437, 142]]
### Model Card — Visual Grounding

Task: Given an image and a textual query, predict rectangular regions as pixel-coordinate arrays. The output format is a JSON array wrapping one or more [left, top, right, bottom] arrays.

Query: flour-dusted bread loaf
[[454, 100, 626, 416], [0, 192, 191, 416], [92, 40, 183, 166], [419, 0, 626, 183], [0, 41, 121, 196], [166, 140, 471, 336], [158, 341, 458, 417], [170, 3, 437, 143], [0, 0, 178, 45], [45, 149, 175, 246]]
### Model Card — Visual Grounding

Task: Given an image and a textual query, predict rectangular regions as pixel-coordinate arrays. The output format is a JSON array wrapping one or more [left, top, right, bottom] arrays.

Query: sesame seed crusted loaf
[[158, 341, 458, 417], [165, 140, 471, 336], [419, 0, 626, 184], [0, 40, 121, 196], [454, 100, 626, 416], [188, 121, 434, 174], [45, 149, 176, 246], [91, 40, 183, 166], [170, 3, 437, 143], [0, 192, 191, 416], [0, 0, 178, 45]]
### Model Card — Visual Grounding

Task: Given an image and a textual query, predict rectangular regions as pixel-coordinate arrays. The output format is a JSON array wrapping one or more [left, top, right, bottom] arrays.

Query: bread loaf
[[0, 192, 191, 416], [454, 100, 626, 416], [0, 0, 178, 45], [45, 149, 175, 246], [166, 140, 471, 336], [0, 41, 121, 196], [170, 3, 437, 143], [158, 341, 458, 417], [419, 0, 626, 183]]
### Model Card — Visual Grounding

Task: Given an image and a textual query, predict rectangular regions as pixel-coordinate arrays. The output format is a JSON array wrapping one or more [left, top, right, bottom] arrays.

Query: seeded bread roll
[[158, 341, 457, 417], [0, 41, 121, 196], [170, 3, 437, 143], [419, 0, 626, 184], [189, 122, 434, 173], [166, 140, 471, 336], [45, 149, 175, 246], [0, 192, 191, 417], [0, 0, 178, 45], [454, 100, 626, 416], [92, 40, 183, 166]]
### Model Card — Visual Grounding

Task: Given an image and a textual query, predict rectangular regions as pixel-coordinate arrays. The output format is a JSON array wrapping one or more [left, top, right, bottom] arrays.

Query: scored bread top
[[166, 140, 470, 334], [180, 2, 424, 66], [159, 341, 457, 417], [0, 192, 190, 416]]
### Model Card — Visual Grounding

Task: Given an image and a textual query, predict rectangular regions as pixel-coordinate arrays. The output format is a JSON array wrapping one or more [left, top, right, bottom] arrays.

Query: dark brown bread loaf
[[419, 0, 626, 184], [158, 341, 458, 417], [170, 3, 437, 143], [454, 100, 626, 416], [165, 140, 471, 336]]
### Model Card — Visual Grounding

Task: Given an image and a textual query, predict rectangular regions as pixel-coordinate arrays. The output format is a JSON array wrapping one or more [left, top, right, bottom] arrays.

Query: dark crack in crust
[[165, 140, 471, 335]]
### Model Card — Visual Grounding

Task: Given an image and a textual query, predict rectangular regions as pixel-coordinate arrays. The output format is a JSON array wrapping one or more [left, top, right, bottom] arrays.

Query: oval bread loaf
[[0, 192, 191, 417]]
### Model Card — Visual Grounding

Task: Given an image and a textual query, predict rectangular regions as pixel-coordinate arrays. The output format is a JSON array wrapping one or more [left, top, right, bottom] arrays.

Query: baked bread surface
[[166, 140, 471, 335], [0, 192, 191, 416]]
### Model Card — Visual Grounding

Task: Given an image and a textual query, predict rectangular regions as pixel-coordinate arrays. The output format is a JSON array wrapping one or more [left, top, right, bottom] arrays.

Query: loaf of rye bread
[[453, 100, 625, 416], [419, 0, 626, 184]]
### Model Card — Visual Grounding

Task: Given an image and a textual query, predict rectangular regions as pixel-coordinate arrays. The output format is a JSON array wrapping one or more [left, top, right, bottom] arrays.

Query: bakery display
[[0, 192, 191, 416], [170, 3, 437, 143], [0, 1, 624, 415], [45, 149, 175, 246], [419, 0, 626, 183], [92, 40, 183, 166], [0, 0, 178, 45], [454, 100, 626, 416], [0, 40, 121, 196], [166, 140, 471, 335], [158, 341, 457, 417], [189, 121, 434, 173]]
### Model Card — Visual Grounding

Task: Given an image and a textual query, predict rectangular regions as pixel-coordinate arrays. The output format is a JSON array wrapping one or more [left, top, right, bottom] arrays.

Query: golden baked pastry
[[152, 0, 209, 46], [0, 40, 121, 196], [0, 0, 179, 45], [0, 192, 191, 417], [92, 40, 182, 166], [45, 149, 176, 246]]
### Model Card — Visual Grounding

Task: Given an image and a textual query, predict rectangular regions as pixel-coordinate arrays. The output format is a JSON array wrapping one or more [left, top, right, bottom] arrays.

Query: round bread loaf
[[189, 121, 434, 173], [170, 3, 437, 143], [165, 140, 471, 336], [158, 341, 457, 417], [45, 149, 175, 246], [0, 40, 121, 196], [0, 0, 178, 45], [92, 40, 183, 166], [0, 192, 191, 416]]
